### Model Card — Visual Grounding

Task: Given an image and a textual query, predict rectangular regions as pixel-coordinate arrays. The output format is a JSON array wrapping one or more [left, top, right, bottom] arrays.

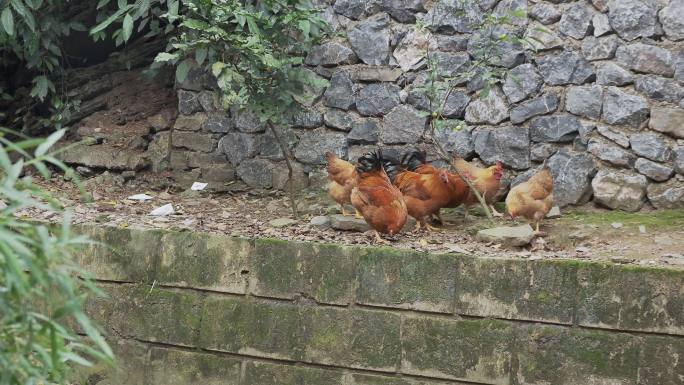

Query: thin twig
[[267, 120, 298, 218]]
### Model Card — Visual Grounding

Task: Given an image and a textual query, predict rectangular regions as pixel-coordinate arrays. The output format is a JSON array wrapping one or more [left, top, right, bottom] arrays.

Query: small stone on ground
[[269, 217, 298, 228], [476, 224, 535, 247], [330, 214, 371, 232]]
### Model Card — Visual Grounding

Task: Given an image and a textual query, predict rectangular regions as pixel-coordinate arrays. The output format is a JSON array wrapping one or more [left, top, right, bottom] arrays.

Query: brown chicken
[[400, 149, 470, 224], [350, 151, 408, 243], [386, 153, 456, 232], [325, 152, 359, 217], [453, 157, 504, 218], [506, 166, 554, 234]]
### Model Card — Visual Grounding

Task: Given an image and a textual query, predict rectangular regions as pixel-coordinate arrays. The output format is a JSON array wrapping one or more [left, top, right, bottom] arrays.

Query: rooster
[[453, 157, 504, 219], [350, 150, 408, 243], [325, 152, 361, 217], [385, 153, 456, 232], [400, 149, 470, 224], [506, 166, 554, 234]]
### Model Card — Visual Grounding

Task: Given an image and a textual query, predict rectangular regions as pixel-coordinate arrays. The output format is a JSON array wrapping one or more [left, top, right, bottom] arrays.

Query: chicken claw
[[340, 206, 353, 216], [490, 205, 504, 217], [355, 209, 363, 219], [373, 230, 389, 244]]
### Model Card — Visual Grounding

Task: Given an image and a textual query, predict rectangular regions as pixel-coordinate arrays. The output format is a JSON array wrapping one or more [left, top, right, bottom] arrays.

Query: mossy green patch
[[562, 208, 684, 228]]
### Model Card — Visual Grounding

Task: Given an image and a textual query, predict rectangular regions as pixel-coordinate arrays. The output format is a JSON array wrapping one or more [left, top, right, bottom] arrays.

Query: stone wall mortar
[[169, 0, 684, 211], [75, 225, 684, 385]]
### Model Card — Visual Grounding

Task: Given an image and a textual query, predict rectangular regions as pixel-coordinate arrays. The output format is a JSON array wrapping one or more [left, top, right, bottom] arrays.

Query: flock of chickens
[[326, 149, 554, 243]]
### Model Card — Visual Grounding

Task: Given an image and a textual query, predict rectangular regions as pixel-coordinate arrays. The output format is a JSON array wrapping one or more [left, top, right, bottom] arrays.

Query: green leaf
[[195, 47, 207, 65], [122, 13, 133, 41], [35, 129, 65, 157], [211, 61, 226, 77], [154, 51, 179, 62], [90, 5, 132, 35], [1, 7, 14, 36], [30, 75, 49, 101], [175, 59, 191, 83]]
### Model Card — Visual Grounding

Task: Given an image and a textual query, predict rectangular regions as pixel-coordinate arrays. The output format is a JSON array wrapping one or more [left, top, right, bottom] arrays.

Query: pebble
[[269, 217, 298, 228], [476, 224, 535, 247], [638, 225, 646, 234], [546, 206, 561, 219], [329, 214, 371, 232], [310, 215, 331, 229], [611, 222, 623, 229]]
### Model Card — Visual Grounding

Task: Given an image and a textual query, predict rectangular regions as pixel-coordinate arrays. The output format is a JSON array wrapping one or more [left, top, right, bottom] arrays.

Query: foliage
[[0, 0, 88, 129], [0, 129, 113, 384]]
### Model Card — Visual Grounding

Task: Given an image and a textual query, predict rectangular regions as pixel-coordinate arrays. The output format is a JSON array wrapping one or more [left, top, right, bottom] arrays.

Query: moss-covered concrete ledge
[[74, 225, 684, 385]]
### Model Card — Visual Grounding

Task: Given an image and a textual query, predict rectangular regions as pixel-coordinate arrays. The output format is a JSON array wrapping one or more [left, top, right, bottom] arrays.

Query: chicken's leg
[[534, 221, 545, 236], [373, 230, 389, 244], [355, 209, 363, 219], [463, 206, 470, 220], [340, 206, 352, 216], [490, 205, 504, 217]]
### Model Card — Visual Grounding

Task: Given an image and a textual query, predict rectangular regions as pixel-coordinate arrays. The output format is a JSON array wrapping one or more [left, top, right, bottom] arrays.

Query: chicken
[[386, 153, 455, 232], [400, 149, 470, 224], [325, 152, 359, 217], [506, 166, 554, 234], [350, 151, 408, 243], [453, 157, 504, 218]]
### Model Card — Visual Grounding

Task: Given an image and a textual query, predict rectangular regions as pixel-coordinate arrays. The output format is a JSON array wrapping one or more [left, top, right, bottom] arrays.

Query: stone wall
[[73, 225, 684, 385], [167, 0, 684, 211]]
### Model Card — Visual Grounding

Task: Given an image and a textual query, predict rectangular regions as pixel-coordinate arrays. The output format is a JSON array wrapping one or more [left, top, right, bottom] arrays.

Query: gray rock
[[596, 125, 630, 148], [601, 87, 649, 129], [333, 0, 379, 19], [330, 214, 371, 231], [293, 68, 327, 107], [530, 143, 559, 161], [174, 113, 205, 131], [256, 129, 298, 161], [323, 71, 355, 110], [578, 124, 595, 144], [546, 206, 561, 219], [356, 83, 401, 116], [292, 111, 324, 129], [425, 0, 483, 34], [219, 132, 258, 166], [146, 132, 170, 173], [596, 62, 634, 86], [236, 158, 274, 189], [464, 87, 510, 125], [348, 13, 390, 65], [342, 65, 403, 82], [203, 113, 232, 133], [171, 132, 214, 152], [530, 3, 561, 24], [271, 161, 309, 191], [436, 127, 475, 159], [347, 118, 380, 144], [305, 42, 357, 66], [608, 0, 657, 41], [547, 149, 597, 206], [591, 169, 648, 211], [269, 217, 298, 228], [381, 105, 427, 144], [381, 0, 424, 22], [473, 125, 531, 170], [295, 129, 347, 164], [436, 35, 469, 52], [392, 30, 434, 72], [647, 179, 684, 209], [234, 108, 266, 133], [198, 91, 218, 112], [469, 25, 525, 67], [310, 215, 331, 229], [559, 3, 593, 39], [429, 52, 470, 77], [537, 51, 595, 85], [675, 49, 684, 83], [615, 43, 674, 77], [591, 0, 609, 12], [493, 0, 528, 26], [630, 132, 673, 162], [592, 13, 612, 36], [509, 94, 559, 124], [581, 35, 619, 61], [674, 147, 684, 174], [530, 114, 582, 143], [502, 63, 543, 103], [324, 108, 356, 131], [635, 158, 674, 181], [476, 224, 535, 247], [524, 21, 563, 51], [441, 91, 471, 119], [565, 85, 603, 120], [634, 75, 684, 104], [659, 0, 684, 41], [649, 107, 684, 139], [178, 90, 202, 115], [588, 138, 636, 167]]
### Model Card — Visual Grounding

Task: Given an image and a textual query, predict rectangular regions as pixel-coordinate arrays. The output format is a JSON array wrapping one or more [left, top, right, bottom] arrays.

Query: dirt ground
[[27, 172, 684, 269]]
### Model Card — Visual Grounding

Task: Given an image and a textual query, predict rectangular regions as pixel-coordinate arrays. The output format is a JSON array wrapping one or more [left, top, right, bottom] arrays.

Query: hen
[[325, 152, 359, 217], [453, 157, 504, 218], [387, 153, 455, 232], [350, 151, 408, 243], [400, 149, 470, 224], [506, 166, 554, 234]]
